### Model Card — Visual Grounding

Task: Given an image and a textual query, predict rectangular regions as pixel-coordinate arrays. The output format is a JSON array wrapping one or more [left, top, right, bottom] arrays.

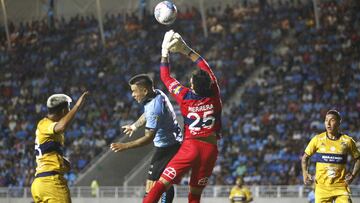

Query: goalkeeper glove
[[169, 32, 193, 55], [161, 30, 175, 57]]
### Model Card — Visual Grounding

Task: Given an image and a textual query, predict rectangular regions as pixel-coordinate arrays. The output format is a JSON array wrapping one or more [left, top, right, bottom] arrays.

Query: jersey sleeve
[[304, 136, 318, 156], [245, 188, 252, 201], [228, 187, 235, 200], [195, 57, 220, 96], [144, 99, 162, 130], [349, 137, 360, 159], [160, 62, 189, 104], [38, 119, 57, 135]]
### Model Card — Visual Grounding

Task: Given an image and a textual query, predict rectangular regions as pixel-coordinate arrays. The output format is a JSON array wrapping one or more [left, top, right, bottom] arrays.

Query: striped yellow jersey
[[305, 132, 360, 187], [229, 186, 252, 203], [34, 117, 68, 176]]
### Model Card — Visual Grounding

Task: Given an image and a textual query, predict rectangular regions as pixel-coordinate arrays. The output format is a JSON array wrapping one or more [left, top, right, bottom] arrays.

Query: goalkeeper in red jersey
[[144, 30, 222, 203]]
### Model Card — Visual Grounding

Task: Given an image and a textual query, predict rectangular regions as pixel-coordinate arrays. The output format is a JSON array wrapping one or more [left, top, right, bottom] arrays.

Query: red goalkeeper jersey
[[160, 57, 222, 139]]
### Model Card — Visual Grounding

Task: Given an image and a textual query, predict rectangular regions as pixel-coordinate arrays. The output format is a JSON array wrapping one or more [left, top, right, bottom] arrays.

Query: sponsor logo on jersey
[[197, 177, 209, 186], [314, 153, 346, 164]]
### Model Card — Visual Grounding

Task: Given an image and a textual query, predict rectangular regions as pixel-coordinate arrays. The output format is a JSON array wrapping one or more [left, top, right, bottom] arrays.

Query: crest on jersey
[[163, 167, 176, 180]]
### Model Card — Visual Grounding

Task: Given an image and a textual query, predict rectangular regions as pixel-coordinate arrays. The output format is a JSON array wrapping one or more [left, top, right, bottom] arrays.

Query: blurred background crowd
[[0, 0, 359, 187]]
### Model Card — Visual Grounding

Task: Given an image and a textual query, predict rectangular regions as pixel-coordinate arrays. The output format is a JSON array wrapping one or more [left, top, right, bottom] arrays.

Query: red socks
[[188, 192, 201, 203], [143, 181, 167, 203], [143, 181, 202, 203]]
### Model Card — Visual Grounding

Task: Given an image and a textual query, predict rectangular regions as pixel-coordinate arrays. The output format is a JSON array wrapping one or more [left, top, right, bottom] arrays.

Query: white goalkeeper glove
[[168, 32, 192, 55], [161, 30, 175, 57]]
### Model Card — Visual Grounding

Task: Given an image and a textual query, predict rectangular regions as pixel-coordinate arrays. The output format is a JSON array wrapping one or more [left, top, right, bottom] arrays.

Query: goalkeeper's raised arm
[[161, 30, 220, 98]]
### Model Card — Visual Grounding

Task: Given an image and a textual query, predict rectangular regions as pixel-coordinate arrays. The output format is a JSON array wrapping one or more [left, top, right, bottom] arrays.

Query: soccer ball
[[154, 1, 177, 25]]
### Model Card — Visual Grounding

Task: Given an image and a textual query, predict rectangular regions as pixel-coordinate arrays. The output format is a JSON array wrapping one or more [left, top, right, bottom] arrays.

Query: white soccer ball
[[154, 1, 177, 25]]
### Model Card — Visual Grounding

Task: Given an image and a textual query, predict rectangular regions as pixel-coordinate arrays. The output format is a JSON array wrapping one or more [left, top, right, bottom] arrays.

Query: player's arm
[[160, 58, 188, 103], [345, 158, 360, 185], [228, 188, 234, 203], [110, 129, 155, 152], [301, 153, 312, 185], [160, 30, 180, 89], [189, 51, 218, 82], [246, 187, 253, 203], [122, 113, 146, 137], [160, 30, 188, 102], [302, 136, 317, 185], [353, 158, 360, 177], [301, 153, 313, 185], [160, 56, 178, 89], [169, 32, 220, 95], [111, 99, 162, 152], [190, 51, 220, 95], [169, 32, 217, 82], [345, 138, 360, 184], [133, 113, 146, 128], [54, 91, 89, 134]]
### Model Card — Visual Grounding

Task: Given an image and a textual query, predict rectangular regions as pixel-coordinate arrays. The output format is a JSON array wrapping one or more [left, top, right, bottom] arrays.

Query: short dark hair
[[326, 109, 341, 122], [48, 102, 68, 114], [128, 74, 154, 89], [191, 69, 213, 97]]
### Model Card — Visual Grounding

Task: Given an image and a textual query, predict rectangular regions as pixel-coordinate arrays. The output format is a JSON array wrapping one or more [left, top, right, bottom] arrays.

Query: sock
[[143, 181, 167, 203], [160, 185, 174, 203], [188, 192, 201, 203]]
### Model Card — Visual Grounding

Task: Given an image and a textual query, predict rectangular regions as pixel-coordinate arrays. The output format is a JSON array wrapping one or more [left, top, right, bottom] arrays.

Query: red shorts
[[160, 139, 218, 188]]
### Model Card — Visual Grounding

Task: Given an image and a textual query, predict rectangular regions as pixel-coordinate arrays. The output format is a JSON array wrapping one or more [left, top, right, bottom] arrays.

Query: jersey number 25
[[187, 110, 215, 131]]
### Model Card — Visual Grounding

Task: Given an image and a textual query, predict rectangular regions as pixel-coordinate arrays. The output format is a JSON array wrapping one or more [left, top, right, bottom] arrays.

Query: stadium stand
[[215, 0, 360, 186], [0, 0, 359, 189], [0, 4, 226, 187]]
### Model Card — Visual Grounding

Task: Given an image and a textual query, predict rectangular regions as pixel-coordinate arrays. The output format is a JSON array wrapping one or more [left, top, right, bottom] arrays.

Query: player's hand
[[75, 91, 89, 109], [345, 173, 355, 185], [122, 124, 137, 137], [168, 32, 192, 55], [110, 142, 128, 152], [303, 172, 313, 185], [162, 30, 175, 57]]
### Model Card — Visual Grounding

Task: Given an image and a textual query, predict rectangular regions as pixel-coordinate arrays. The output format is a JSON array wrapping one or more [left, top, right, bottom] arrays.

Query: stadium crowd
[[0, 1, 255, 187], [0, 12, 172, 187], [0, 0, 359, 188], [214, 0, 360, 185]]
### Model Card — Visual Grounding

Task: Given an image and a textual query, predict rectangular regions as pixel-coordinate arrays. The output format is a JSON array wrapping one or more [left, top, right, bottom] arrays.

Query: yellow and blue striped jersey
[[305, 132, 360, 187], [229, 186, 252, 203], [34, 117, 68, 176]]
